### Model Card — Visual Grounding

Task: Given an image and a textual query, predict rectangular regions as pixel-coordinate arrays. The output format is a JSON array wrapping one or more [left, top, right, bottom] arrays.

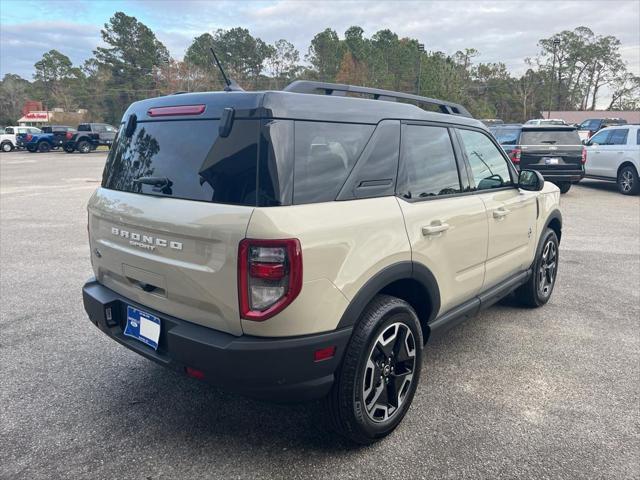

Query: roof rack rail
[[283, 80, 473, 118]]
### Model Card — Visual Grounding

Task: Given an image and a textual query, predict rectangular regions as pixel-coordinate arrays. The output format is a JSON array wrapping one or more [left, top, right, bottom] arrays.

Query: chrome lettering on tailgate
[[111, 227, 183, 252]]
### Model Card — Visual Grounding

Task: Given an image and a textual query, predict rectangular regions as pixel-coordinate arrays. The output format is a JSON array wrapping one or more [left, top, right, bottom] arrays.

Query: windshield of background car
[[520, 129, 581, 145], [491, 128, 520, 145]]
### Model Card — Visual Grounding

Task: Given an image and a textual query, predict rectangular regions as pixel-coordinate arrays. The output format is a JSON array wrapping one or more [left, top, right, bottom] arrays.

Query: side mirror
[[519, 170, 544, 191]]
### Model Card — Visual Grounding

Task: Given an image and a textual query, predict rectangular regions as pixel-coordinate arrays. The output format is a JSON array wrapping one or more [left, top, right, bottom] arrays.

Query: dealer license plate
[[124, 306, 161, 350]]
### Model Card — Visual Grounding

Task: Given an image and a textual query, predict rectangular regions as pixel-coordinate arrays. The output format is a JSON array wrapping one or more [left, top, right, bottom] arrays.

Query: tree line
[[1, 11, 638, 126]]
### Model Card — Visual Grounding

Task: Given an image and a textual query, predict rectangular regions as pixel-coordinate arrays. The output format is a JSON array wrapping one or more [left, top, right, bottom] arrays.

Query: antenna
[[209, 47, 244, 92]]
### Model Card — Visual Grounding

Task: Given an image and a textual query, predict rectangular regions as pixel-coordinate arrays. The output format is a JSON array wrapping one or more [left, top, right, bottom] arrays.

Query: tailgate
[[89, 188, 252, 335], [519, 128, 583, 172], [520, 145, 583, 171]]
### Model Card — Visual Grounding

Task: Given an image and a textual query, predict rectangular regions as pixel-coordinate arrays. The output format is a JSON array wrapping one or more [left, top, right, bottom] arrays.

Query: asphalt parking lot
[[1, 150, 638, 479]]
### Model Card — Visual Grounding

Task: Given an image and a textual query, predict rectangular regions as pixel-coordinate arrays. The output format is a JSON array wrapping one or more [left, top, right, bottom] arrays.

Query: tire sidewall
[[1, 142, 12, 152], [339, 299, 423, 442], [617, 166, 639, 195], [78, 141, 90, 153], [533, 229, 559, 305], [38, 142, 50, 153]]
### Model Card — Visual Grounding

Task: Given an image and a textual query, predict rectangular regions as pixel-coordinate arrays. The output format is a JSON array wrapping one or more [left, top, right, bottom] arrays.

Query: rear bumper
[[82, 279, 352, 402], [522, 167, 585, 183]]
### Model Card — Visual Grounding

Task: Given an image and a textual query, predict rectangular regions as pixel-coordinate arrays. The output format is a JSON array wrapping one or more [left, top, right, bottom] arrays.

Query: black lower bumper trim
[[83, 279, 352, 402]]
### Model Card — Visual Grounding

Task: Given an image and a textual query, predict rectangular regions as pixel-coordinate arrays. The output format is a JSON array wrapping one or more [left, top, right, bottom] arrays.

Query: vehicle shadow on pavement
[[96, 304, 513, 456], [98, 362, 362, 452], [576, 179, 619, 193]]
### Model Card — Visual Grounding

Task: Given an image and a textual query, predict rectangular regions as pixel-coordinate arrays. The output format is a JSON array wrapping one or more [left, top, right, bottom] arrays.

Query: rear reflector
[[314, 346, 336, 362], [185, 366, 206, 380], [147, 104, 206, 117], [581, 146, 587, 164]]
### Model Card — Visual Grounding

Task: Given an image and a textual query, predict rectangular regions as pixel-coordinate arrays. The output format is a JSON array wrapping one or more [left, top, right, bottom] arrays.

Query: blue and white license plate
[[124, 306, 161, 350], [544, 157, 561, 165]]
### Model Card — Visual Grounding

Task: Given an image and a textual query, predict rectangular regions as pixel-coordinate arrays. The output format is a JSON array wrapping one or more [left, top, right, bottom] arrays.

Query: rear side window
[[491, 128, 520, 145], [637, 129, 640, 145], [102, 119, 258, 206], [520, 130, 581, 145], [458, 129, 513, 190], [4, 127, 13, 134], [580, 120, 600, 130], [608, 129, 628, 145], [78, 124, 91, 132], [397, 125, 461, 199], [292, 122, 374, 204]]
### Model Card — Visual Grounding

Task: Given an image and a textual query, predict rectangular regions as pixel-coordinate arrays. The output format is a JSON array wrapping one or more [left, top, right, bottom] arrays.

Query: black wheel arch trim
[[542, 209, 562, 243], [336, 261, 441, 330]]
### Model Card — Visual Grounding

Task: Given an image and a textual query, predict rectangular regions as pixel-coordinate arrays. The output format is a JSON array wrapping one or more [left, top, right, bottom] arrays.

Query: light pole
[[546, 37, 561, 119], [416, 43, 425, 94]]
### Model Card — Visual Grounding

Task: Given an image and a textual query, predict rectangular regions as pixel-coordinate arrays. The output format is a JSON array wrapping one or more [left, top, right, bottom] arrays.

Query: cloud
[[1, 0, 638, 105], [0, 21, 101, 78]]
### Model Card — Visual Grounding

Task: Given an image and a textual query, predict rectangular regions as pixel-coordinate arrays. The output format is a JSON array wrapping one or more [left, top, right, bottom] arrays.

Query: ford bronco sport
[[83, 81, 562, 444]]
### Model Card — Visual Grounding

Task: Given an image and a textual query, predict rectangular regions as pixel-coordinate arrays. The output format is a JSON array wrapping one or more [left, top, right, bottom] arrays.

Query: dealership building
[[17, 102, 88, 127]]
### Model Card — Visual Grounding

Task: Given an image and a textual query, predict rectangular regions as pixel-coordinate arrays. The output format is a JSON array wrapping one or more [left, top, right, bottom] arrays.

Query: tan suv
[[83, 81, 562, 444]]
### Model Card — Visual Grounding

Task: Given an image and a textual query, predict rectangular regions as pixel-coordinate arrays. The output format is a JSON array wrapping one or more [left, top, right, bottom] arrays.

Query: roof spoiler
[[283, 80, 472, 118]]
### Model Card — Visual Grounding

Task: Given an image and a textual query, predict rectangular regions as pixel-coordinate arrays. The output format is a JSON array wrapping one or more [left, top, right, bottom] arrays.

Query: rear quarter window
[[292, 122, 374, 204]]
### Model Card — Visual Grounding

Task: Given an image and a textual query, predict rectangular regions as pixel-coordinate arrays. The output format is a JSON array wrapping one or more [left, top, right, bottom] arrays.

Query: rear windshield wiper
[[541, 140, 557, 144], [133, 176, 173, 194]]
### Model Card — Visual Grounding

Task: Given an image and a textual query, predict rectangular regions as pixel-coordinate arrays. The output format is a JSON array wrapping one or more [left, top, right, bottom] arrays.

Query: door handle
[[493, 207, 511, 219], [422, 222, 450, 236]]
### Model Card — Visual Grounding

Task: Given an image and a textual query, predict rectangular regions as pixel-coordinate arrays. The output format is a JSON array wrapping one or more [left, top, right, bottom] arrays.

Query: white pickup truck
[[584, 124, 640, 195], [0, 126, 42, 152]]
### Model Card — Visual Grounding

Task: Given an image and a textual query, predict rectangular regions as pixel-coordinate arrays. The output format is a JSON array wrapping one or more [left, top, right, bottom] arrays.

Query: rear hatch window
[[520, 130, 581, 145], [102, 119, 258, 206]]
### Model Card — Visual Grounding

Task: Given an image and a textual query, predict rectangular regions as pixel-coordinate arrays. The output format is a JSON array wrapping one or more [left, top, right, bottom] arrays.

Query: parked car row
[[490, 123, 639, 195], [0, 122, 117, 153], [485, 116, 629, 143]]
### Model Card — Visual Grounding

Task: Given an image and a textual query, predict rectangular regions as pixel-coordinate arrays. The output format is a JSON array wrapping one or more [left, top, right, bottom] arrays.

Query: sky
[[0, 0, 639, 105]]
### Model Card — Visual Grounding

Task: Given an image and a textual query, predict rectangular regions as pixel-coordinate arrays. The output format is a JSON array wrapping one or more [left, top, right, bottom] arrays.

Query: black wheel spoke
[[362, 322, 416, 423]]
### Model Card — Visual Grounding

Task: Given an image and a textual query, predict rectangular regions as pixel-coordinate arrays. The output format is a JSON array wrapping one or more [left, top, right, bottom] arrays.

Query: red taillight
[[25, 134, 32, 142], [238, 238, 302, 321], [147, 104, 205, 117], [510, 147, 521, 164], [581, 146, 587, 164], [314, 346, 336, 362], [65, 132, 73, 140]]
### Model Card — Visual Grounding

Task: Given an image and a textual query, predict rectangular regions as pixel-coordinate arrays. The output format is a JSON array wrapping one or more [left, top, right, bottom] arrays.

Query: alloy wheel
[[538, 239, 557, 297], [620, 170, 633, 193], [362, 322, 416, 423]]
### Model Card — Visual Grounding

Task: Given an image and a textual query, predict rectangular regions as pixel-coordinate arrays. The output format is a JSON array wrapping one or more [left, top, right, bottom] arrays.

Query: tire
[[1, 142, 13, 152], [37, 141, 51, 153], [556, 182, 571, 194], [27, 146, 37, 153], [515, 228, 559, 308], [64, 144, 75, 153], [77, 140, 91, 154], [324, 294, 423, 444], [617, 165, 640, 195]]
